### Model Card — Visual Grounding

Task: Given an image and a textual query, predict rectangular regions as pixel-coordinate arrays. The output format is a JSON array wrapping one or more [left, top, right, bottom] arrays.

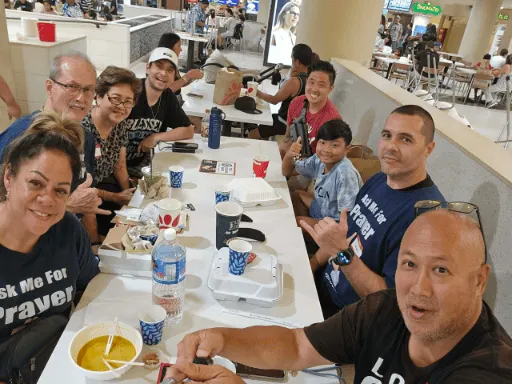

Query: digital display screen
[[263, 0, 302, 67], [246, 0, 259, 14], [386, 0, 412, 12]]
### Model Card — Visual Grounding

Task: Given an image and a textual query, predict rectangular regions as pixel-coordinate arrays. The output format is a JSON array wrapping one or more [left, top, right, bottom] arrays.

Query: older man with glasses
[[0, 52, 109, 216]]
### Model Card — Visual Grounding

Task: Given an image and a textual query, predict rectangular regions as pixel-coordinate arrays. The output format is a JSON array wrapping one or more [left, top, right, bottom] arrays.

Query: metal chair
[[389, 63, 410, 87], [464, 70, 494, 104]]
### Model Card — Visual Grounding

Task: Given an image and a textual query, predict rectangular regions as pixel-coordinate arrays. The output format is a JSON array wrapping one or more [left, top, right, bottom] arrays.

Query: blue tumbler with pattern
[[208, 107, 225, 149], [138, 305, 167, 345]]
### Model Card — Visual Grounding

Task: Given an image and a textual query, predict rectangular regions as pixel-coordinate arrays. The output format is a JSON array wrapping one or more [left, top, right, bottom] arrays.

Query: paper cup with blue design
[[138, 305, 167, 345], [169, 165, 184, 188], [215, 185, 232, 204], [228, 239, 252, 276]]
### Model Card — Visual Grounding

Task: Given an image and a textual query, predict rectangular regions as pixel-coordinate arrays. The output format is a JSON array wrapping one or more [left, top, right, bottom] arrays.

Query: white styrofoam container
[[229, 178, 281, 207], [98, 248, 151, 278], [207, 247, 283, 307]]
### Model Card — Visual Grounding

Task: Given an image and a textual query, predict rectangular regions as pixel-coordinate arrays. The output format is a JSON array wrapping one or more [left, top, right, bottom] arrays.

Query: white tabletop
[[39, 136, 330, 384], [456, 67, 477, 75], [376, 57, 413, 66], [182, 80, 274, 125], [439, 52, 464, 59], [177, 31, 210, 43]]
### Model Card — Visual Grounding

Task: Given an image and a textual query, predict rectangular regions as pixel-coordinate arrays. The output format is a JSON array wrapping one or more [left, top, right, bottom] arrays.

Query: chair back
[[475, 70, 494, 81], [394, 63, 410, 71], [234, 23, 244, 39]]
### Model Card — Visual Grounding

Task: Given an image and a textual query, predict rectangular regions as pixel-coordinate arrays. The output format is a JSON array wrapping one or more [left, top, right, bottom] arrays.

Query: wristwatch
[[331, 248, 355, 266]]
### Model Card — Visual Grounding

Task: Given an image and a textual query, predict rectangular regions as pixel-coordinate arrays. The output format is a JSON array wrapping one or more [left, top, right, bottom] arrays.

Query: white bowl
[[69, 321, 143, 381]]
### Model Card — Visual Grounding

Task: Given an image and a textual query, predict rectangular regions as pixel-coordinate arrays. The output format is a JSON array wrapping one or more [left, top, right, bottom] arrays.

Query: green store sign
[[498, 13, 510, 21], [412, 2, 442, 16]]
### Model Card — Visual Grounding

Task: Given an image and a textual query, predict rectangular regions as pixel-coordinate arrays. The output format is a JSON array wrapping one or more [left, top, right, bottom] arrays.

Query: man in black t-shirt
[[122, 47, 194, 178], [164, 210, 512, 384]]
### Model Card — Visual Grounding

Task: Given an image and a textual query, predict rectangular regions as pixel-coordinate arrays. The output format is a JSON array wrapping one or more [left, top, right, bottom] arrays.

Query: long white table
[[181, 79, 275, 126], [39, 135, 334, 384]]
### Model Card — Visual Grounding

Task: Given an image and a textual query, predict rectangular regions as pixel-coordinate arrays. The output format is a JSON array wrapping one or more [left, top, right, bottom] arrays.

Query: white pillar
[[0, 6, 18, 131], [256, 0, 270, 24], [458, 0, 503, 63], [295, 0, 384, 66]]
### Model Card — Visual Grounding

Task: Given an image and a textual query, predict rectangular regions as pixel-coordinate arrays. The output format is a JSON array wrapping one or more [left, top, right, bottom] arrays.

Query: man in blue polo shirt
[[303, 105, 445, 318]]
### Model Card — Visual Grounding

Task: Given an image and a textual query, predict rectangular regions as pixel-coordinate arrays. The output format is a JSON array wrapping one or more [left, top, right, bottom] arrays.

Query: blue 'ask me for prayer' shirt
[[318, 172, 445, 316]]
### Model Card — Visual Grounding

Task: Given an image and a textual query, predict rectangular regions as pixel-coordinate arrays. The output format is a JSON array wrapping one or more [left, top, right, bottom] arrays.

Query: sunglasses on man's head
[[414, 200, 488, 264]]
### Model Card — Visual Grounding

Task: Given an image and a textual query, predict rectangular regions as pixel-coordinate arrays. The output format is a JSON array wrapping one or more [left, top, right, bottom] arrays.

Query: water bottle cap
[[164, 228, 177, 241]]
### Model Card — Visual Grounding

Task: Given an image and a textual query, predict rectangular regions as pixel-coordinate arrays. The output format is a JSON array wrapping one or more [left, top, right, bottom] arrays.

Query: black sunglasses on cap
[[414, 200, 488, 264]]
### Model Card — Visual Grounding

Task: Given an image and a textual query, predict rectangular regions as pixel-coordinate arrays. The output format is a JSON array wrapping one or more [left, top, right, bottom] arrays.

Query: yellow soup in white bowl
[[69, 321, 143, 381]]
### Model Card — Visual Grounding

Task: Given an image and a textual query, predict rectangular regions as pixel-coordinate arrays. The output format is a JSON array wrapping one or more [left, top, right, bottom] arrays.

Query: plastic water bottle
[[201, 109, 210, 142], [152, 228, 186, 325]]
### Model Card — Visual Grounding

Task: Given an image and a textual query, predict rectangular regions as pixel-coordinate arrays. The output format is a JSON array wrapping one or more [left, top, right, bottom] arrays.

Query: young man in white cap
[[122, 47, 194, 178]]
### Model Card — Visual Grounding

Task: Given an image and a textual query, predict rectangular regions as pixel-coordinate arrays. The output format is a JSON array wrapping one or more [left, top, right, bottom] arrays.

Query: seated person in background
[[477, 53, 493, 70], [81, 66, 142, 244], [0, 112, 100, 383], [249, 43, 314, 140], [13, 0, 33, 11], [41, 0, 57, 14], [88, 8, 97, 19], [165, 210, 512, 384], [122, 48, 194, 179], [414, 41, 440, 78], [490, 48, 508, 69], [393, 47, 402, 58], [0, 53, 108, 217], [217, 8, 237, 48], [485, 54, 512, 108], [374, 34, 390, 51], [158, 33, 204, 104], [279, 60, 341, 191], [0, 75, 21, 120], [62, 0, 84, 18], [282, 119, 362, 228], [303, 105, 444, 319]]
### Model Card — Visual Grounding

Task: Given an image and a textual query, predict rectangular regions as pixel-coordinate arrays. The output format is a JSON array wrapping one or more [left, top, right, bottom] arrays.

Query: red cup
[[253, 155, 269, 178], [37, 22, 56, 43]]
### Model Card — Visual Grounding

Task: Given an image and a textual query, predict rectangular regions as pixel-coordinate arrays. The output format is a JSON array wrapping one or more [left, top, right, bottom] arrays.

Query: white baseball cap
[[148, 47, 179, 69]]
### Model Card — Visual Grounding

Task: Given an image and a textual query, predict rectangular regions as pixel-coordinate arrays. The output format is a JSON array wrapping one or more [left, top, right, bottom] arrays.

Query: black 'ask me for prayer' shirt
[[304, 290, 512, 384]]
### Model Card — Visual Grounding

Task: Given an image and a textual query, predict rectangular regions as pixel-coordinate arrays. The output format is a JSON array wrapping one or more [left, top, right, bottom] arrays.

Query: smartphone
[[173, 142, 199, 149], [172, 142, 198, 153], [157, 363, 172, 383], [187, 92, 204, 98], [235, 363, 287, 382]]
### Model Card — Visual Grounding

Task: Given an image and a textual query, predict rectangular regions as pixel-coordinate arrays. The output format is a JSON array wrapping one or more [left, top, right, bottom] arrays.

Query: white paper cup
[[228, 239, 252, 275], [138, 305, 167, 345], [155, 198, 182, 229], [247, 81, 258, 99]]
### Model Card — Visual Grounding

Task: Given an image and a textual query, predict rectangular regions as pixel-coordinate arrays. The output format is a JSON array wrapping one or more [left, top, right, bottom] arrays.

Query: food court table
[[39, 135, 337, 384], [177, 32, 210, 72], [181, 79, 274, 136]]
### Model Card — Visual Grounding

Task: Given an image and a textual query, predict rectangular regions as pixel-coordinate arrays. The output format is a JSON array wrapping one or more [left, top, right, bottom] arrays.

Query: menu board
[[246, 0, 259, 14], [386, 0, 412, 12]]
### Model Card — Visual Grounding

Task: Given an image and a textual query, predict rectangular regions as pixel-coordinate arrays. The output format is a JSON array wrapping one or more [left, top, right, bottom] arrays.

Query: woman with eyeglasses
[[81, 66, 142, 243], [271, 2, 300, 50]]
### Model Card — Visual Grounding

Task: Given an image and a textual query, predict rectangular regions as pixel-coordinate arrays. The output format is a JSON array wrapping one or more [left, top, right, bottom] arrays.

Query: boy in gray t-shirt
[[282, 119, 362, 226]]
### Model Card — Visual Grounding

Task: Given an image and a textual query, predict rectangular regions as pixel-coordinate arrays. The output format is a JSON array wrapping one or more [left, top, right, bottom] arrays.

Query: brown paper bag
[[213, 68, 243, 105], [348, 145, 381, 183]]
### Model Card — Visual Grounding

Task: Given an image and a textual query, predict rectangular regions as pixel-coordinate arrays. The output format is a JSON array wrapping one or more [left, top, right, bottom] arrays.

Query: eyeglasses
[[107, 94, 135, 109], [414, 200, 488, 263], [51, 79, 95, 98]]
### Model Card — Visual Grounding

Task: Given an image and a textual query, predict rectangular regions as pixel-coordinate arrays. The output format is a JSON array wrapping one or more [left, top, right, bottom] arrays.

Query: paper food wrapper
[[99, 225, 128, 251]]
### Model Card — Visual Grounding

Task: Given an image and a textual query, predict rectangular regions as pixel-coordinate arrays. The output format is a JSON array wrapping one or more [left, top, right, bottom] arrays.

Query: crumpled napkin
[[138, 176, 169, 199]]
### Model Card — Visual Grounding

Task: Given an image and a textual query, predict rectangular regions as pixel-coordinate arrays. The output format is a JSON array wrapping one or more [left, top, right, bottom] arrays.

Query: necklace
[[150, 94, 162, 120]]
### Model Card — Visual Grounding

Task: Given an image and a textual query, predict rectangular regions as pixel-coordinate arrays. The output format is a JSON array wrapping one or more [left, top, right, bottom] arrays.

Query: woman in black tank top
[[249, 44, 316, 140]]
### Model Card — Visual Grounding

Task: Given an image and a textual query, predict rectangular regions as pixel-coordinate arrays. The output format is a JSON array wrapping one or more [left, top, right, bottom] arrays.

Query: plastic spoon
[[102, 357, 122, 379], [104, 317, 118, 356], [105, 359, 145, 367]]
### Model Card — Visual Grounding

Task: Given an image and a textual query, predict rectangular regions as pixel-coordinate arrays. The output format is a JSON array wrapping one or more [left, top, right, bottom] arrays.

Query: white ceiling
[[440, 0, 512, 9]]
